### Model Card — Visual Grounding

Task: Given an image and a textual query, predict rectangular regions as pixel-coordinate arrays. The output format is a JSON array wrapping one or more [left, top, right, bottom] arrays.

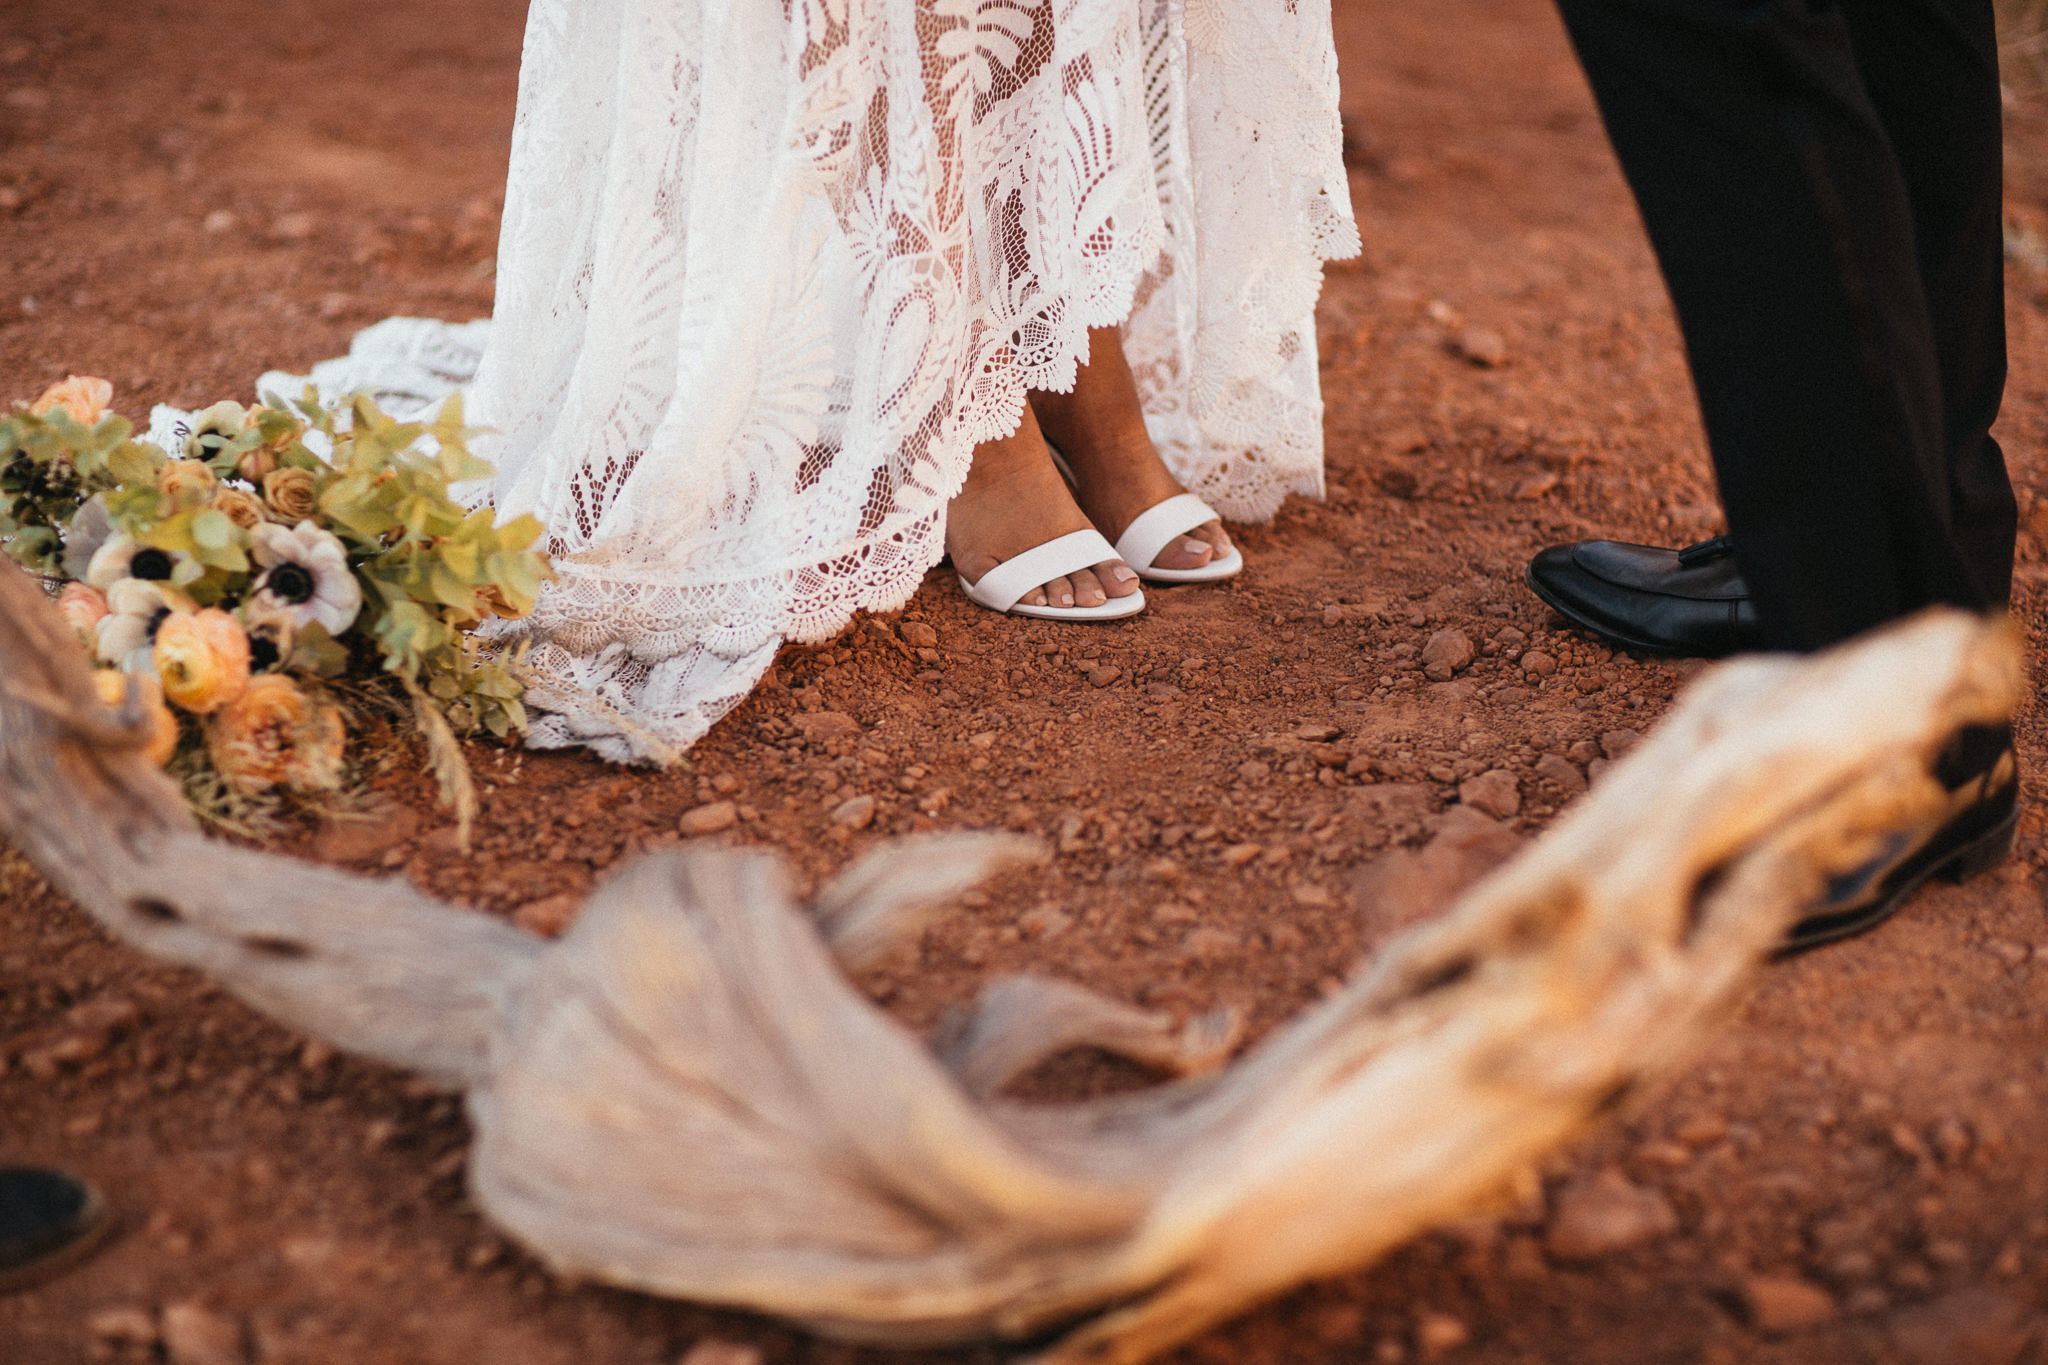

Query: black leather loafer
[[1525, 535, 1764, 656], [0, 1167, 108, 1293], [1782, 723, 2020, 954]]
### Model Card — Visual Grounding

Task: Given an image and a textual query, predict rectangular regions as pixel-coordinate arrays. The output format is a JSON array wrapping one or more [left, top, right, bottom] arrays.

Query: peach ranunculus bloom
[[156, 459, 220, 505], [91, 669, 181, 767], [30, 376, 114, 426], [211, 486, 268, 530], [207, 673, 345, 794], [152, 608, 251, 714], [57, 582, 111, 644]]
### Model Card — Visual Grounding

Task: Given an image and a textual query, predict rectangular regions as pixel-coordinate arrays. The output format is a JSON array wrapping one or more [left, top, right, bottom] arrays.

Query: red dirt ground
[[3, 2, 2047, 1362]]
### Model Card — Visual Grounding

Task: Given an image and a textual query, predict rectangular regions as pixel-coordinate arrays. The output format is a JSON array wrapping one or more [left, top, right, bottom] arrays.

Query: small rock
[[1293, 723, 1342, 742], [312, 806, 410, 862], [1599, 729, 1641, 760], [86, 1305, 158, 1346], [1543, 1171, 1678, 1261], [1520, 650, 1557, 677], [1534, 752, 1586, 795], [898, 622, 938, 649], [513, 893, 580, 938], [1179, 926, 1240, 962], [1087, 666, 1122, 688], [796, 711, 860, 744], [677, 1342, 765, 1365], [1147, 681, 1184, 700], [1019, 907, 1072, 940], [1221, 843, 1263, 868], [270, 211, 317, 241], [1512, 471, 1559, 500], [830, 794, 877, 829], [678, 801, 739, 836], [1453, 325, 1508, 367], [1420, 628, 1475, 681], [160, 1302, 243, 1365], [201, 209, 236, 234], [1886, 1286, 2030, 1365], [1415, 1311, 1470, 1356], [1740, 1274, 1837, 1335], [1290, 883, 1337, 908], [68, 995, 142, 1036], [1236, 760, 1272, 782], [917, 787, 953, 815], [709, 772, 740, 795], [1458, 769, 1521, 819]]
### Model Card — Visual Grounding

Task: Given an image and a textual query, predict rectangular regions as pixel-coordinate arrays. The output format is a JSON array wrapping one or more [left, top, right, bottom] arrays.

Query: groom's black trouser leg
[[1553, 0, 2016, 650]]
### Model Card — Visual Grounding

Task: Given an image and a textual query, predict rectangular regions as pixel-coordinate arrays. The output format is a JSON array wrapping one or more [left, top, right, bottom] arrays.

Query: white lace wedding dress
[[184, 0, 1358, 762]]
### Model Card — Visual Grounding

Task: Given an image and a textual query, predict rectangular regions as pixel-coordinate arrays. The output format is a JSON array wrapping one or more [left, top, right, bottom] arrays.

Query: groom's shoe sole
[[1525, 537, 1764, 657], [1780, 730, 2020, 955]]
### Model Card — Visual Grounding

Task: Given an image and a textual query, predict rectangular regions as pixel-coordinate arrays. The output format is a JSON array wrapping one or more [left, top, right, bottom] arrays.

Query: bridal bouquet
[[0, 375, 549, 829]]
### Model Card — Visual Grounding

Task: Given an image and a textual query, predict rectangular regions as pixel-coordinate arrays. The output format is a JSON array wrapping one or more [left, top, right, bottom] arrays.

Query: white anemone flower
[[250, 520, 361, 636], [85, 533, 194, 592], [95, 579, 189, 673]]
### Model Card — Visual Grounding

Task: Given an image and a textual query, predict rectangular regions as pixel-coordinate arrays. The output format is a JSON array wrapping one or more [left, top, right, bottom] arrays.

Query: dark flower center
[[267, 563, 316, 604], [130, 548, 174, 581], [144, 607, 171, 642], [249, 636, 281, 671]]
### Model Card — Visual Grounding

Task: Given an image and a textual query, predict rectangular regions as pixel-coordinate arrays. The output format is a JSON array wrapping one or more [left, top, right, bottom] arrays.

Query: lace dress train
[[210, 0, 1357, 761]]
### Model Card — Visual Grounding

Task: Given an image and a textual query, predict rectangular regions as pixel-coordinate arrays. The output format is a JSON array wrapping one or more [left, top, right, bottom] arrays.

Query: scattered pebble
[[1534, 752, 1586, 795], [160, 1302, 244, 1365], [1458, 769, 1521, 819], [1237, 760, 1272, 782], [830, 794, 877, 829], [678, 801, 739, 836], [513, 893, 581, 938], [1452, 325, 1507, 367], [1087, 666, 1122, 688], [1414, 1310, 1471, 1356], [1740, 1273, 1837, 1334], [1520, 650, 1557, 677], [1221, 843, 1263, 868], [1599, 729, 1641, 759], [1420, 628, 1475, 681], [1543, 1171, 1678, 1261], [796, 711, 860, 744], [1179, 926, 1240, 962], [1512, 471, 1559, 500], [86, 1305, 158, 1347], [898, 622, 937, 649]]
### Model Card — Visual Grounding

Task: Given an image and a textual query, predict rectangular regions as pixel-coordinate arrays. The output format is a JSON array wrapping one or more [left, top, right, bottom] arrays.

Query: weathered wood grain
[[0, 558, 2018, 1364]]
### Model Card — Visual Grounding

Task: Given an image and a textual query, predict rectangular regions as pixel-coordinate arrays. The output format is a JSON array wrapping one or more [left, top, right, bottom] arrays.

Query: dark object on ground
[[1783, 722, 2021, 952], [0, 1168, 108, 1294], [1525, 535, 1762, 656]]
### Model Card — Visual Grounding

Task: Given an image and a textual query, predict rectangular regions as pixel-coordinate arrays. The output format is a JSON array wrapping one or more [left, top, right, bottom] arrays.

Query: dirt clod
[[1457, 769, 1521, 819], [678, 801, 739, 836], [1543, 1171, 1678, 1261], [1739, 1274, 1837, 1335], [159, 1302, 243, 1365]]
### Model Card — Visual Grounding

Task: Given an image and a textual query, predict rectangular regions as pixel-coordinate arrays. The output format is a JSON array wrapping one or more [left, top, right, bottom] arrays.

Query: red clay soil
[[4, 2, 2048, 1362]]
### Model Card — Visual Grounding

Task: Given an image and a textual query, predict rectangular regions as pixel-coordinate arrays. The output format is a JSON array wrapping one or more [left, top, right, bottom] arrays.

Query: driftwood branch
[[0, 557, 2020, 1364]]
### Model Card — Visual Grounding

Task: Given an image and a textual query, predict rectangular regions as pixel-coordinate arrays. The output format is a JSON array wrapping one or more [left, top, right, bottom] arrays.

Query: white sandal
[[957, 528, 1147, 621], [1113, 493, 1244, 584]]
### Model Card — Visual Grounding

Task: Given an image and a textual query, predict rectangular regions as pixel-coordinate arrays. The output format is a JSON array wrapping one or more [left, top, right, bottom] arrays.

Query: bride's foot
[[948, 405, 1142, 612], [1030, 328, 1234, 575]]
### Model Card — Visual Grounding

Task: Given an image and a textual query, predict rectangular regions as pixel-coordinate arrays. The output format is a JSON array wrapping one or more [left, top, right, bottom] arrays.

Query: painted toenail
[[1111, 565, 1138, 583]]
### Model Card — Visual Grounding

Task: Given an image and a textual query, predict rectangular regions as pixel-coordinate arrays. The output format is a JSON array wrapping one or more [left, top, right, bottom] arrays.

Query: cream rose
[[91, 669, 180, 767], [261, 467, 319, 521], [157, 459, 219, 506], [57, 582, 110, 645], [31, 376, 114, 426], [152, 608, 251, 714], [211, 486, 267, 530], [207, 674, 345, 794]]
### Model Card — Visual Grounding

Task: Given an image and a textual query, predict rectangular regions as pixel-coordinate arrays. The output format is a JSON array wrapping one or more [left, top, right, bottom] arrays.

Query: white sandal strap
[[963, 529, 1121, 613], [1114, 493, 1221, 572]]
